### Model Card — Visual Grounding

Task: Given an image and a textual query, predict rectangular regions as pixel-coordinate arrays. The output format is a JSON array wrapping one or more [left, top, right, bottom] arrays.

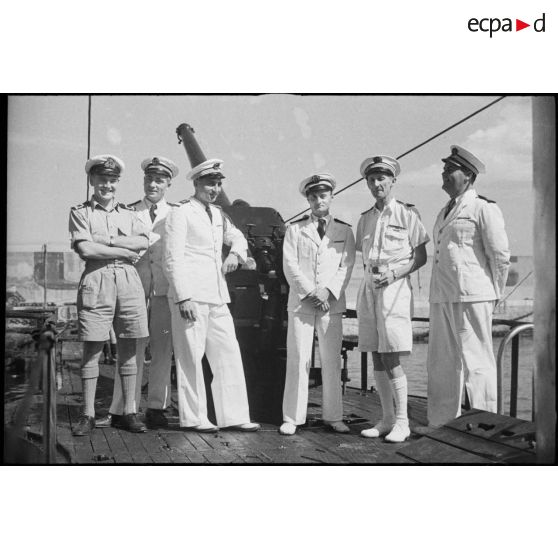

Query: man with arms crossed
[[69, 154, 149, 435]]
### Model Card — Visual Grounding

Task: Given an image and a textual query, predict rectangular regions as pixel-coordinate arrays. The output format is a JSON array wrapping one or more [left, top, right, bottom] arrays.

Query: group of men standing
[[69, 142, 509, 444], [69, 153, 259, 435]]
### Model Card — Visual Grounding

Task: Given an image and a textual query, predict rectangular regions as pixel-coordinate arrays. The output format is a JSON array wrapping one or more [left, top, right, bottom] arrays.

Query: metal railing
[[342, 311, 534, 417], [496, 323, 535, 420], [5, 312, 60, 463]]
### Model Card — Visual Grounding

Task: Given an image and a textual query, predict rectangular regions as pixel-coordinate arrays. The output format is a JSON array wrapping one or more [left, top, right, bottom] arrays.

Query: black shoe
[[145, 408, 168, 428], [119, 413, 147, 433], [72, 414, 96, 436], [95, 413, 122, 428]]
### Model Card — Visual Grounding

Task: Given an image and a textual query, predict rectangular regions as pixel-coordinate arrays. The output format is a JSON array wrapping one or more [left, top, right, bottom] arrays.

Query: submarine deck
[[5, 352, 537, 465]]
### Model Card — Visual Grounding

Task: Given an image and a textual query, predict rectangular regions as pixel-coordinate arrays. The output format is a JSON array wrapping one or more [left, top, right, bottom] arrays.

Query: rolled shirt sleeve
[[68, 207, 92, 250], [408, 207, 430, 249]]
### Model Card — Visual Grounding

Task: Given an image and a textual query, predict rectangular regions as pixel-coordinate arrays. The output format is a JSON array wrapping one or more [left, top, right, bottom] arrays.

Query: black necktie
[[444, 198, 456, 219], [317, 218, 326, 239], [149, 204, 157, 223], [205, 204, 213, 223]]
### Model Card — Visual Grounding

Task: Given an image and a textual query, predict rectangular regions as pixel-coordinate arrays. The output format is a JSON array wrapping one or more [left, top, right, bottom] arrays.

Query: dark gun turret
[[176, 123, 231, 207]]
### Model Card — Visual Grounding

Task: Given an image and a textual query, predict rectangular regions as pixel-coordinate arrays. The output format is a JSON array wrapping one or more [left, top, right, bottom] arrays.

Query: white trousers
[[427, 301, 497, 427], [110, 295, 172, 414], [169, 301, 251, 428], [283, 311, 343, 425]]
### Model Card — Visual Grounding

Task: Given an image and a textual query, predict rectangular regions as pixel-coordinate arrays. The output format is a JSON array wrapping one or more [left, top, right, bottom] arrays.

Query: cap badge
[[212, 162, 221, 170], [451, 148, 459, 156], [105, 157, 116, 169], [373, 156, 382, 164], [310, 175, 321, 184], [152, 157, 160, 165]]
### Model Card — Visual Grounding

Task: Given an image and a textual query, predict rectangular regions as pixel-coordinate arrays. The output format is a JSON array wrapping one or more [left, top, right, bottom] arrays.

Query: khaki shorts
[[357, 273, 413, 353], [77, 263, 148, 342]]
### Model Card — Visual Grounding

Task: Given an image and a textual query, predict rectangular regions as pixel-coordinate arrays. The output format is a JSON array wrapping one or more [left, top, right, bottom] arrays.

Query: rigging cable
[[285, 95, 507, 223], [85, 95, 92, 201], [496, 270, 533, 308]]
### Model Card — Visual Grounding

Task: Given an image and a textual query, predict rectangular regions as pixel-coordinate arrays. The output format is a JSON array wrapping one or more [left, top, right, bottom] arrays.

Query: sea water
[[344, 336, 534, 421]]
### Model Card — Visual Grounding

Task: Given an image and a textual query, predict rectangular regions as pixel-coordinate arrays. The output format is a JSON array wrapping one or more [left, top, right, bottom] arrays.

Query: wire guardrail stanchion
[[39, 329, 57, 463], [496, 324, 534, 416]]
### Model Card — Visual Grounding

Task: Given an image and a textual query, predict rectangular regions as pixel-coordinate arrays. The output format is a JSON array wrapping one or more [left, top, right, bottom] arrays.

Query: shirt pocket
[[383, 228, 407, 254]]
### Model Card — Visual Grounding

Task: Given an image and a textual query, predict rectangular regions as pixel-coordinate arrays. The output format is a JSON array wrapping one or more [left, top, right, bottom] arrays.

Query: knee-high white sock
[[82, 377, 97, 418], [391, 375, 408, 426], [374, 369, 395, 425], [120, 374, 137, 415]]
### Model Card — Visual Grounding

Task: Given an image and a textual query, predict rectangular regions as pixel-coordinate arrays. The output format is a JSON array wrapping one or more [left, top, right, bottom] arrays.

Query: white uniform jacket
[[429, 188, 510, 303], [163, 197, 248, 304], [130, 197, 178, 297], [283, 214, 356, 315]]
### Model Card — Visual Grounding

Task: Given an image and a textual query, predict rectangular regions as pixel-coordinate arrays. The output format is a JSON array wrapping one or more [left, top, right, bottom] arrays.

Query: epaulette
[[334, 218, 352, 227], [129, 199, 142, 206], [167, 201, 181, 207], [291, 215, 310, 224], [178, 199, 191, 205], [396, 200, 415, 208], [117, 202, 135, 211], [477, 194, 496, 204], [70, 200, 89, 211]]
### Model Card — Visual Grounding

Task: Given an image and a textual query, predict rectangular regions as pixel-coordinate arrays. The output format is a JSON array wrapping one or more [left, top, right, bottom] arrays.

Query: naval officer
[[281, 174, 355, 435], [427, 145, 510, 426], [356, 156, 429, 442], [102, 156, 180, 429], [68, 155, 149, 435], [163, 158, 260, 432]]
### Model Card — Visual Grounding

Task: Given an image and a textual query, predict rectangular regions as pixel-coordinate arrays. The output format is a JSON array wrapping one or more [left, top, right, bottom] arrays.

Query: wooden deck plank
[[137, 433, 173, 464], [118, 431, 154, 464], [424, 426, 536, 464], [89, 428, 116, 464], [103, 429, 135, 464], [183, 431, 217, 451], [396, 437, 497, 464]]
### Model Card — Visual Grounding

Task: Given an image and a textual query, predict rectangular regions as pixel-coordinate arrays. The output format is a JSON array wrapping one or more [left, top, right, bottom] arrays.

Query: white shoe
[[279, 422, 297, 435], [385, 422, 411, 443], [229, 422, 261, 432], [325, 421, 350, 433], [361, 420, 394, 438], [193, 423, 219, 433]]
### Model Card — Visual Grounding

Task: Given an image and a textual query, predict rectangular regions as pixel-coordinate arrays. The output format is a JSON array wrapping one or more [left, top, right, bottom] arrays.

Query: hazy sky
[[7, 95, 533, 254]]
